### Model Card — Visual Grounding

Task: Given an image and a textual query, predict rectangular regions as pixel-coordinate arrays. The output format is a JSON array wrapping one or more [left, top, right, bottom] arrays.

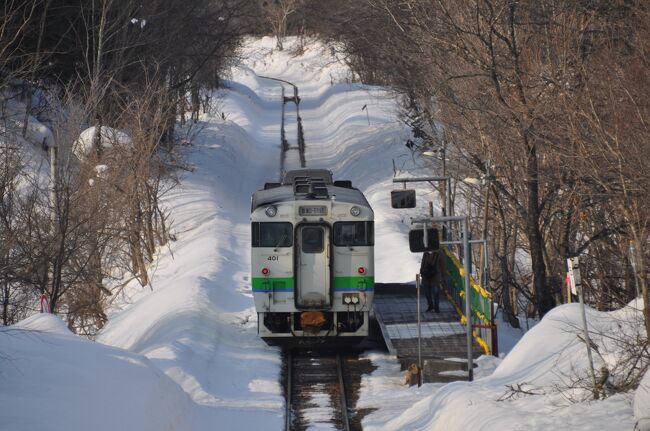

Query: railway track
[[257, 75, 305, 177], [259, 75, 375, 430], [285, 350, 355, 431]]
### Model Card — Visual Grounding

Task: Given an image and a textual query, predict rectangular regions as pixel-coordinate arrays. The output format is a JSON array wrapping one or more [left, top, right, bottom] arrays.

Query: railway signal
[[408, 226, 440, 252], [391, 189, 416, 208], [391, 176, 453, 240]]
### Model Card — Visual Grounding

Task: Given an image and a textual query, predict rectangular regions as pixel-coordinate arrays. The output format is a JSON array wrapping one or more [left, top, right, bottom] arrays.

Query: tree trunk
[[495, 192, 519, 327], [631, 237, 650, 340], [2, 277, 9, 325], [556, 210, 573, 304], [525, 142, 554, 317]]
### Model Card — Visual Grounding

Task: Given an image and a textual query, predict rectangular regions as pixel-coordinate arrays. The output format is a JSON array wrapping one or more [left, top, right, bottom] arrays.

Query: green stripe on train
[[334, 276, 374, 291], [252, 277, 294, 292], [251, 276, 374, 292]]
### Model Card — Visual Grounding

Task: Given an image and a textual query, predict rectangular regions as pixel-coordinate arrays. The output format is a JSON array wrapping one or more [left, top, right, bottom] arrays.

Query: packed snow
[[1, 36, 646, 431]]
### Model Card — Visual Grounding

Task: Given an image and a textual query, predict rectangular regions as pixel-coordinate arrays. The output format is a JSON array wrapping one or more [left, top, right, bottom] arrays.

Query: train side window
[[252, 222, 293, 247], [301, 227, 324, 253], [333, 222, 374, 246]]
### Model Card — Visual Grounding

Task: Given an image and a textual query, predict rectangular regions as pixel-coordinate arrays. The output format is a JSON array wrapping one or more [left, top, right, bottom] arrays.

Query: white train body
[[251, 169, 374, 343]]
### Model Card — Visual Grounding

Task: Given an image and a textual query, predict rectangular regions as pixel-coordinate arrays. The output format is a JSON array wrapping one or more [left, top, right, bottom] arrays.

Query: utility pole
[[568, 257, 598, 398], [478, 164, 493, 289], [49, 145, 58, 225], [416, 274, 422, 386], [441, 141, 447, 217], [46, 142, 58, 311]]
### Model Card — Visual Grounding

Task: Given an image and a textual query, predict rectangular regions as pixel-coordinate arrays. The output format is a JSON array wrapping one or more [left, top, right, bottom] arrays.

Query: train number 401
[[267, 256, 279, 261]]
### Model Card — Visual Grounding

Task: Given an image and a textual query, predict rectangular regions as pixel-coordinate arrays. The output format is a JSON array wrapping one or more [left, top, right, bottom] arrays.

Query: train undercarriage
[[259, 310, 368, 346]]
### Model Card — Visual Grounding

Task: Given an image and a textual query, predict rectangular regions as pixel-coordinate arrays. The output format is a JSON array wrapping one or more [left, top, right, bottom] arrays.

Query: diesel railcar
[[251, 169, 374, 344]]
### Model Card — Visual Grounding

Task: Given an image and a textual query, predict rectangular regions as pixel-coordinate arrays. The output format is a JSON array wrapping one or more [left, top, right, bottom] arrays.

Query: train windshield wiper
[[274, 234, 287, 251]]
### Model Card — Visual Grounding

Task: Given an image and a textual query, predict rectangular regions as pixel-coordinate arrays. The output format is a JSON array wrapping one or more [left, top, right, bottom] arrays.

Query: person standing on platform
[[420, 249, 447, 312]]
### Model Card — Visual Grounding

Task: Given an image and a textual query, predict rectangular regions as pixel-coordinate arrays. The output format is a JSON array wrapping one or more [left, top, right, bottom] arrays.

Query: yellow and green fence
[[442, 247, 497, 355]]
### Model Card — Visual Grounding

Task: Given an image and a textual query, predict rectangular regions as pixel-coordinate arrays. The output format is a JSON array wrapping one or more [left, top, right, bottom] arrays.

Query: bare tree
[[1, 0, 259, 334], [261, 0, 301, 50], [277, 4, 649, 363]]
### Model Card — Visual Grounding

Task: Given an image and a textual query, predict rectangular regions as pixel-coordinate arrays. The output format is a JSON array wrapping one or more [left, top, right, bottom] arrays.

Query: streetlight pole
[[416, 274, 422, 386], [478, 181, 490, 288]]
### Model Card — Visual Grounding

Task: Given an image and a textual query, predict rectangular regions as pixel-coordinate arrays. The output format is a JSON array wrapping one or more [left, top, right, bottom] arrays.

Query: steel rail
[[336, 354, 351, 431], [258, 75, 305, 172], [285, 350, 293, 431]]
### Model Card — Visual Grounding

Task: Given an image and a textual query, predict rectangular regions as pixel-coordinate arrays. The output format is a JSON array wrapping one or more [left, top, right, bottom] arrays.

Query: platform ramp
[[373, 283, 483, 383]]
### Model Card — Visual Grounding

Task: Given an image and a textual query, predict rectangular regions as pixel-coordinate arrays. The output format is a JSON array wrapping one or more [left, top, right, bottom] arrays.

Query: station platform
[[373, 283, 483, 383]]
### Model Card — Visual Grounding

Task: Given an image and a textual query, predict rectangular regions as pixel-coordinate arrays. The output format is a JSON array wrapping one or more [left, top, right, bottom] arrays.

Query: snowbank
[[1, 89, 55, 149], [375, 304, 640, 430], [0, 98, 53, 193], [637, 369, 650, 430], [0, 314, 195, 431], [73, 126, 131, 157], [12, 116, 56, 148]]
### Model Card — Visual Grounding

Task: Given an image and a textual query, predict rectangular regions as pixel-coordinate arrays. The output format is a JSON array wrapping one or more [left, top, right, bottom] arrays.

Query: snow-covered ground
[[376, 302, 645, 430], [1, 37, 647, 430], [0, 314, 196, 430]]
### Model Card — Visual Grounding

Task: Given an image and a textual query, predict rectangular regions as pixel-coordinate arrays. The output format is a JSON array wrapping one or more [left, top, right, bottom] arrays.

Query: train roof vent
[[293, 179, 330, 199], [264, 182, 281, 190], [295, 183, 310, 194], [283, 169, 333, 185], [333, 180, 353, 189], [312, 184, 329, 198]]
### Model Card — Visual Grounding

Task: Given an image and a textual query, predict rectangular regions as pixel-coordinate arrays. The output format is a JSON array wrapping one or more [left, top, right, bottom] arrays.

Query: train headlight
[[265, 205, 277, 217], [261, 268, 270, 275], [358, 267, 366, 274], [350, 206, 361, 217], [351, 296, 359, 304], [344, 296, 352, 304]]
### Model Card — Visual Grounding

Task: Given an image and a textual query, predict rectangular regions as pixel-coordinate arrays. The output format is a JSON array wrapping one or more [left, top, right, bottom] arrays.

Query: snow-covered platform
[[374, 283, 483, 382]]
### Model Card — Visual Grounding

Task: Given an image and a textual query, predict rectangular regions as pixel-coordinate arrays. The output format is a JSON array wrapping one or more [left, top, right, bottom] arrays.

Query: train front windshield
[[333, 221, 374, 247], [252, 222, 293, 247]]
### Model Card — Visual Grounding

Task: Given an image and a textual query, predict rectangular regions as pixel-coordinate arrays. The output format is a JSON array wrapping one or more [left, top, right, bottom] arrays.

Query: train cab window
[[252, 222, 293, 247], [301, 227, 324, 253], [333, 222, 374, 247]]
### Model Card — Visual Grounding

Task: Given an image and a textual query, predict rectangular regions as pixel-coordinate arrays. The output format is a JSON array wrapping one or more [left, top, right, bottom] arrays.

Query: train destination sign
[[299, 206, 328, 216]]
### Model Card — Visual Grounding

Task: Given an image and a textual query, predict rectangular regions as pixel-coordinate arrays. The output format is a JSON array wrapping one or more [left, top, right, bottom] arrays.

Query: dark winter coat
[[420, 250, 446, 281]]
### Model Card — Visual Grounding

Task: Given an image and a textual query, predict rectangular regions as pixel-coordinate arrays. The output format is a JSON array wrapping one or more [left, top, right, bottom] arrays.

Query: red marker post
[[40, 293, 50, 313]]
